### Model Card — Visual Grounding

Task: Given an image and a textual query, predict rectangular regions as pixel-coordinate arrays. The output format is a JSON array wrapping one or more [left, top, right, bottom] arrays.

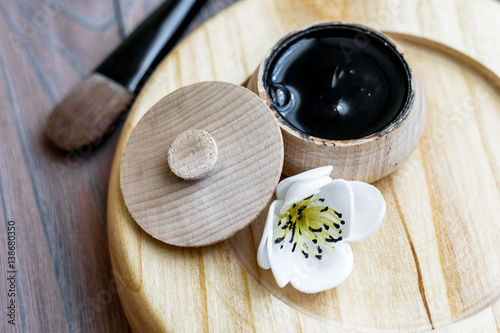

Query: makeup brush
[[45, 0, 205, 151]]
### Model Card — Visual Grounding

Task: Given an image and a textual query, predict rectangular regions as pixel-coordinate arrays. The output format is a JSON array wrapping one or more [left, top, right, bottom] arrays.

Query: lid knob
[[167, 129, 218, 180]]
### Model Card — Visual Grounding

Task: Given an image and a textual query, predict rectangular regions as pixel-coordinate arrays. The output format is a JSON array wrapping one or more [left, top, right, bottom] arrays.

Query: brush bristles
[[45, 73, 133, 151]]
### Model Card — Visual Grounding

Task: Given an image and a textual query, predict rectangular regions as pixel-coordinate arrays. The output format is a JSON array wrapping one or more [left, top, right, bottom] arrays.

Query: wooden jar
[[246, 22, 425, 183]]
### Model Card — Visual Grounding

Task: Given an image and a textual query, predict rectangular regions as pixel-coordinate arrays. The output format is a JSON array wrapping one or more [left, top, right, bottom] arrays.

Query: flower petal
[[280, 177, 332, 214], [267, 227, 325, 288], [257, 200, 281, 269], [289, 241, 354, 293], [276, 166, 333, 200], [317, 179, 355, 239], [345, 181, 386, 242]]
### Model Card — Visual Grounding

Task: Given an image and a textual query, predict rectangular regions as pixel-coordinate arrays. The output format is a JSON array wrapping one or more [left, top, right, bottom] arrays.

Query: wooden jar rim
[[254, 21, 417, 147]]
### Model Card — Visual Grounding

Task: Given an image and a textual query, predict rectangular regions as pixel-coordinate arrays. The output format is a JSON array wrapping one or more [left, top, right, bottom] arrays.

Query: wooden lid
[[120, 82, 284, 247]]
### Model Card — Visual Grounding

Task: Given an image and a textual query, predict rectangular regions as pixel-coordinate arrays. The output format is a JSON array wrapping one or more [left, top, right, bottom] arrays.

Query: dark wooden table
[[0, 0, 238, 331]]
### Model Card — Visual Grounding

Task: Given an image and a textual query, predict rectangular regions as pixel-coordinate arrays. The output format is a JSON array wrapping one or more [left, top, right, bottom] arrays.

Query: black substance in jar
[[264, 25, 411, 140]]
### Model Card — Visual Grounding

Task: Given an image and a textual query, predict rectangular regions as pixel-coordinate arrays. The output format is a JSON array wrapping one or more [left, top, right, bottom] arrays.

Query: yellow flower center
[[274, 195, 345, 260]]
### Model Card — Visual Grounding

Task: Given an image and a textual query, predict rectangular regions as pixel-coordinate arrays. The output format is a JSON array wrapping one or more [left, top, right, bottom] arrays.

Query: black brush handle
[[96, 0, 205, 93]]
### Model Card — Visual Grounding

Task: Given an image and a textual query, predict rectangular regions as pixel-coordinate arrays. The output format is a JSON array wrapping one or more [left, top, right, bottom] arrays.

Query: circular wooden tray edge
[[107, 2, 500, 331]]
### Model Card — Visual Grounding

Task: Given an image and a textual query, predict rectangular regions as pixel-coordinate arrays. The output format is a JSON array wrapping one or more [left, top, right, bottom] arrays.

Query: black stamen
[[319, 198, 325, 202], [292, 242, 297, 252], [289, 223, 296, 243], [335, 211, 342, 218], [304, 195, 313, 200], [293, 204, 296, 208], [315, 255, 322, 260], [324, 224, 330, 231], [274, 236, 284, 244], [288, 214, 292, 221], [339, 229, 343, 234], [320, 206, 329, 212], [309, 226, 322, 233], [340, 220, 345, 225], [334, 223, 340, 229], [325, 236, 343, 243], [277, 220, 281, 227], [302, 251, 309, 258], [297, 206, 307, 216], [312, 239, 318, 244], [317, 246, 323, 254]]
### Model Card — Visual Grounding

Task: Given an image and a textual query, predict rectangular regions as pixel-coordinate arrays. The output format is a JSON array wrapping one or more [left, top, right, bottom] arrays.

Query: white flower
[[257, 166, 386, 293]]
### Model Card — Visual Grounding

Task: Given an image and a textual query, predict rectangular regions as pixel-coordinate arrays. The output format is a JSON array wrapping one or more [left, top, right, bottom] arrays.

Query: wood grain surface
[[0, 0, 238, 332], [107, 0, 500, 332]]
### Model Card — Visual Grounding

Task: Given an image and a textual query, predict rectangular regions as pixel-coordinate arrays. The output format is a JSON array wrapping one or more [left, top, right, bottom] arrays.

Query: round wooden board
[[120, 82, 283, 247], [107, 0, 500, 331]]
